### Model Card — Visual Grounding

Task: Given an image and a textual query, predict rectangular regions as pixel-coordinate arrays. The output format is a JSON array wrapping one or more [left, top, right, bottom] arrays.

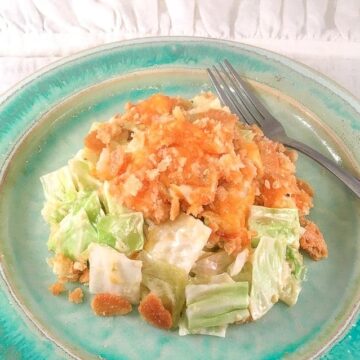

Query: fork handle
[[282, 138, 360, 198]]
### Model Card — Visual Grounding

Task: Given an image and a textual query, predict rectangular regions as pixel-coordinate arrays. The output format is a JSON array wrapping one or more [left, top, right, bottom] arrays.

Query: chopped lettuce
[[49, 208, 98, 260], [191, 251, 234, 277], [72, 191, 103, 223], [178, 319, 227, 337], [232, 261, 253, 283], [41, 166, 77, 203], [185, 282, 249, 330], [248, 206, 306, 319], [41, 157, 145, 259], [286, 246, 306, 280], [249, 206, 300, 248], [68, 150, 102, 191], [40, 166, 78, 224], [190, 272, 235, 286], [89, 244, 142, 303], [279, 247, 306, 306], [227, 249, 249, 277], [140, 252, 187, 326], [249, 235, 286, 320], [146, 213, 212, 273], [279, 265, 302, 306], [97, 213, 144, 254]]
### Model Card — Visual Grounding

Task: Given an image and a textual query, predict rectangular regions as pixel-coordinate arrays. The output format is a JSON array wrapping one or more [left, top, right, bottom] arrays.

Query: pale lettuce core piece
[[46, 190, 103, 258], [40, 166, 78, 224], [146, 213, 212, 273], [97, 213, 144, 254], [286, 246, 306, 281], [280, 247, 306, 306], [41, 166, 77, 203], [49, 208, 98, 260], [227, 249, 249, 277], [185, 282, 249, 330], [249, 235, 287, 320], [89, 244, 142, 304], [248, 206, 300, 247], [191, 251, 234, 277], [178, 318, 227, 338], [248, 205, 305, 319], [140, 252, 187, 326]]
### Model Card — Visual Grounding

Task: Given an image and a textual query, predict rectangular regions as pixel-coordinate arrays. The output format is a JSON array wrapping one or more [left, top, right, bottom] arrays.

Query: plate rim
[[1, 36, 360, 112]]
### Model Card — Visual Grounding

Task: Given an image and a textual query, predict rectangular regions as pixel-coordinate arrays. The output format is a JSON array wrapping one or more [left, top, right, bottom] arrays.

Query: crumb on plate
[[138, 293, 173, 330], [68, 287, 84, 304], [49, 281, 65, 296], [300, 218, 328, 260], [91, 293, 132, 316]]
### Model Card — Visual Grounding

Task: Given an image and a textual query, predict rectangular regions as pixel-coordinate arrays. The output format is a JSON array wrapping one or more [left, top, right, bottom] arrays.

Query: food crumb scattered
[[49, 282, 65, 296], [138, 293, 173, 330], [91, 293, 132, 316], [300, 219, 328, 260], [68, 287, 84, 304]]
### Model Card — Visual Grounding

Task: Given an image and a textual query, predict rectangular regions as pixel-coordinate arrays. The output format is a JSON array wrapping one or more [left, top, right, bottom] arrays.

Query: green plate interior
[[0, 38, 360, 360]]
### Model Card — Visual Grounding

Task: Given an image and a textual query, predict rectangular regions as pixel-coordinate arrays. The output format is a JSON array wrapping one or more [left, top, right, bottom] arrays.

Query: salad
[[42, 93, 327, 337]]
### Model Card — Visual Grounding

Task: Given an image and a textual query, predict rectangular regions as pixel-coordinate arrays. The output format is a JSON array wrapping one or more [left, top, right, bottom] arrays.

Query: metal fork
[[207, 59, 360, 198]]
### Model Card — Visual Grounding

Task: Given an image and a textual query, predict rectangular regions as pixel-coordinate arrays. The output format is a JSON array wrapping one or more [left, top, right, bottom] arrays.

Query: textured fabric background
[[1, 0, 360, 96]]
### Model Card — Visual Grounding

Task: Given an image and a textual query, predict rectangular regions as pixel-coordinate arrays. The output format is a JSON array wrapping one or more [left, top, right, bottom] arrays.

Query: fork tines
[[207, 60, 265, 126]]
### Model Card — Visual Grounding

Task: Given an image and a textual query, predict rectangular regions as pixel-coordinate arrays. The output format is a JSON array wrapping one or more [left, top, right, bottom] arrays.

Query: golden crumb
[[300, 219, 328, 260], [91, 293, 132, 316], [68, 287, 84, 304], [138, 293, 173, 330], [49, 282, 65, 296], [49, 254, 80, 282]]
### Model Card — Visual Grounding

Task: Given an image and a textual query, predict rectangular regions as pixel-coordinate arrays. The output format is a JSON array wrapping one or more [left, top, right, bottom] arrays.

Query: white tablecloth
[[1, 0, 360, 99]]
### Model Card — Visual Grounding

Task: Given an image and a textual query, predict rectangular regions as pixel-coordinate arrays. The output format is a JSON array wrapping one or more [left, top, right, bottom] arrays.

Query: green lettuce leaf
[[185, 281, 249, 330], [279, 247, 306, 306], [40, 166, 77, 203], [249, 235, 287, 320], [248, 206, 306, 319], [40, 166, 78, 224], [178, 318, 227, 337], [68, 150, 102, 191], [140, 252, 187, 326], [72, 191, 103, 223], [97, 212, 144, 254], [286, 246, 306, 280], [49, 208, 98, 260], [248, 206, 300, 248]]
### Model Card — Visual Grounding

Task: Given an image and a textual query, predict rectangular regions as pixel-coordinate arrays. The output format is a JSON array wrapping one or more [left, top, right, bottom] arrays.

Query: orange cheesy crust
[[84, 93, 324, 256]]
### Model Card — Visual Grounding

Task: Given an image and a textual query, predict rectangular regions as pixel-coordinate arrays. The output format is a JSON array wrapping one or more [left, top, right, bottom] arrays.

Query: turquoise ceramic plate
[[0, 37, 359, 360]]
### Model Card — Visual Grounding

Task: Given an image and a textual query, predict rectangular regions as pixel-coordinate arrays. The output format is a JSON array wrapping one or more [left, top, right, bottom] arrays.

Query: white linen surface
[[1, 0, 360, 97]]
